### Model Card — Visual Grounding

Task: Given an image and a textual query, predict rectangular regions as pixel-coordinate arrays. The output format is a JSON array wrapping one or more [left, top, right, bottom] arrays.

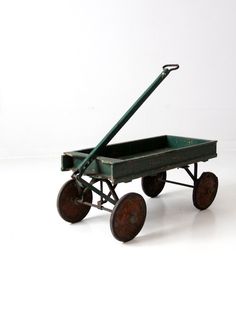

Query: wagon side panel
[[112, 142, 217, 183]]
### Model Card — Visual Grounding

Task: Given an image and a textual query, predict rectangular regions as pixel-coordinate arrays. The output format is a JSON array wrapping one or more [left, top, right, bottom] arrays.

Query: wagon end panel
[[61, 152, 116, 181]]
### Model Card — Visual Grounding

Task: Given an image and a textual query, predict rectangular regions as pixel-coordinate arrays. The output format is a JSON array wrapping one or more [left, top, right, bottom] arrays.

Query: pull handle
[[73, 63, 179, 178], [163, 64, 179, 72]]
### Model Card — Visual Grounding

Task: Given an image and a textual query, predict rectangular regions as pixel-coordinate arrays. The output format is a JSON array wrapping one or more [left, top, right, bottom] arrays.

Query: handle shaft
[[74, 64, 179, 177]]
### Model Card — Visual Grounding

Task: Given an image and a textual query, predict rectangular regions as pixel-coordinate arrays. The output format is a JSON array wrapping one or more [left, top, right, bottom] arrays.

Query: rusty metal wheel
[[193, 172, 218, 210], [57, 179, 92, 223], [141, 171, 166, 197], [110, 193, 146, 242]]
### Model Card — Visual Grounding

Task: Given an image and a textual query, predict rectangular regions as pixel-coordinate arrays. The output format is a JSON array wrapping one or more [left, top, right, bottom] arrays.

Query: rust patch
[[193, 172, 218, 210], [110, 193, 146, 242], [57, 179, 92, 223], [141, 171, 166, 198]]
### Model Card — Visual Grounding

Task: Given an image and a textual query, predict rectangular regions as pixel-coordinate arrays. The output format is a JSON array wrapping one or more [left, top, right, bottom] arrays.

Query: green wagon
[[57, 65, 218, 242]]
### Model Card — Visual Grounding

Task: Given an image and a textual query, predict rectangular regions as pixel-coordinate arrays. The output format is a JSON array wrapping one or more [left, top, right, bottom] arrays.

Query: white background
[[0, 1, 236, 313]]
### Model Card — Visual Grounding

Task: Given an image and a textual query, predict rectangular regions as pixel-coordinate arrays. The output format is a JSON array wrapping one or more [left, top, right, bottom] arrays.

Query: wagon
[[57, 64, 218, 242]]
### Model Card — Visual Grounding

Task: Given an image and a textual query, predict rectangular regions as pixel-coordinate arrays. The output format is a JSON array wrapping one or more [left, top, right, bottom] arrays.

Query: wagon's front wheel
[[193, 172, 218, 210], [110, 193, 147, 242], [57, 179, 92, 223], [141, 171, 166, 197]]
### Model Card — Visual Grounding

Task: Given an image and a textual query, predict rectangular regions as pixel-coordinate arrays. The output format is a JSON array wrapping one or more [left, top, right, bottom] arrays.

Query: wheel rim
[[57, 179, 92, 223], [193, 172, 218, 210], [110, 193, 146, 242], [141, 171, 166, 197]]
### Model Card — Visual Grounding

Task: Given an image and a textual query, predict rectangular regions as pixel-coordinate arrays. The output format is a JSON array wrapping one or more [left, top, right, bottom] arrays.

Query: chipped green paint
[[61, 135, 217, 184]]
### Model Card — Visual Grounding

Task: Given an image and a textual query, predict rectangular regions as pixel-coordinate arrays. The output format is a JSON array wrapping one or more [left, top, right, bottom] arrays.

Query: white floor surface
[[0, 150, 235, 314]]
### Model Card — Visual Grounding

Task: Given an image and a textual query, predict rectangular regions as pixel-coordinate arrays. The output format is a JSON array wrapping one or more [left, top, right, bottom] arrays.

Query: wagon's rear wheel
[[193, 172, 218, 210], [141, 171, 166, 198], [110, 193, 146, 242], [57, 179, 92, 223]]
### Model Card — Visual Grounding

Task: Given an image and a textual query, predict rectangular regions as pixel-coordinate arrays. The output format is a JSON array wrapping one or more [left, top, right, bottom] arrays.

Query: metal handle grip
[[163, 64, 179, 72]]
